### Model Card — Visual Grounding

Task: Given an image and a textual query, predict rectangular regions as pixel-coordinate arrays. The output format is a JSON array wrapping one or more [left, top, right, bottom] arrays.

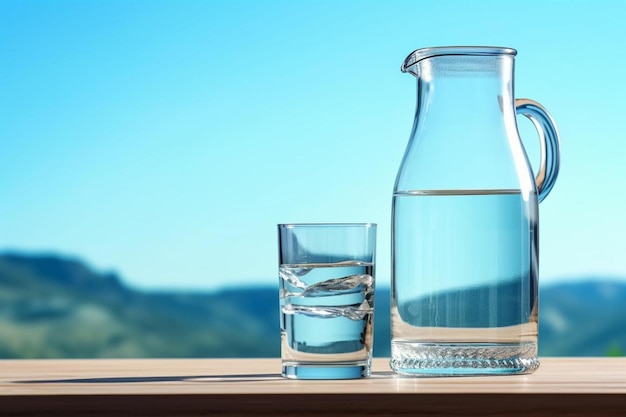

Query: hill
[[0, 253, 277, 358], [0, 252, 623, 358], [539, 280, 626, 356]]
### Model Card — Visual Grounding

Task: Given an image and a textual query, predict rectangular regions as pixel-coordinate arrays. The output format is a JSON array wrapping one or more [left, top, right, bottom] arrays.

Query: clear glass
[[391, 46, 561, 376], [278, 223, 377, 379]]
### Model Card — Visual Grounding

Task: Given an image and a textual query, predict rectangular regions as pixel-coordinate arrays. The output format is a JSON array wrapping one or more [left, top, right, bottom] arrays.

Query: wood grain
[[0, 358, 624, 416]]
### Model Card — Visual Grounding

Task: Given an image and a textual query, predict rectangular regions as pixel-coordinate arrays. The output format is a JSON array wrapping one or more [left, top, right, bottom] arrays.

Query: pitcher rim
[[402, 46, 517, 73]]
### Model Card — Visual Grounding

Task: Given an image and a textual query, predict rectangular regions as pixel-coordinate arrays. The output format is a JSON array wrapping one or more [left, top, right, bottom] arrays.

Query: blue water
[[279, 262, 374, 379]]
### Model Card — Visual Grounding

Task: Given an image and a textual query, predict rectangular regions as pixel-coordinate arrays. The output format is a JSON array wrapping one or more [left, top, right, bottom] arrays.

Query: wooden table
[[0, 358, 624, 416]]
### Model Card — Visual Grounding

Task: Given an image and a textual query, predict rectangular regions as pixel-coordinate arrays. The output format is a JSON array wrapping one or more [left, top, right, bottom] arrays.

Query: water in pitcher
[[391, 189, 539, 375]]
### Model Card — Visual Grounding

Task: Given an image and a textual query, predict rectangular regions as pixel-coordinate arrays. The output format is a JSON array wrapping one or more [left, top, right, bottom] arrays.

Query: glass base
[[282, 361, 371, 380], [390, 342, 539, 377]]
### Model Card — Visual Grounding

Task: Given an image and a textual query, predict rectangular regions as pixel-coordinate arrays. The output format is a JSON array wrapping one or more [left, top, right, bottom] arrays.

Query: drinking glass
[[278, 223, 376, 379]]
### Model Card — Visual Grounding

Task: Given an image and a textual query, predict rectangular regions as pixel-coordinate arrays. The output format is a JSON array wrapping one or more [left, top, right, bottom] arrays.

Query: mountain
[[539, 280, 626, 356], [0, 253, 278, 358], [0, 252, 624, 358], [376, 280, 626, 357]]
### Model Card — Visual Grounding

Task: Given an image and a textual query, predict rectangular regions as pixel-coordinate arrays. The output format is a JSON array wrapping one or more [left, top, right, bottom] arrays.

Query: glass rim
[[278, 223, 376, 228]]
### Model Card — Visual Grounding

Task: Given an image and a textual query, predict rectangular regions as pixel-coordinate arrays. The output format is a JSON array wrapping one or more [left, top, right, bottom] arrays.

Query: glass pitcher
[[391, 46, 560, 376]]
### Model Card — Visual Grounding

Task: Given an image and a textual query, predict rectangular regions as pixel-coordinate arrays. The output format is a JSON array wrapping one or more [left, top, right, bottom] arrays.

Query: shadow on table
[[15, 373, 282, 384], [15, 371, 394, 384]]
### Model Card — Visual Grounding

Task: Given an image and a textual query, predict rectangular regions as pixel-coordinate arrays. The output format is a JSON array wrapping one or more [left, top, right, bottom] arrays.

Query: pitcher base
[[390, 341, 539, 376]]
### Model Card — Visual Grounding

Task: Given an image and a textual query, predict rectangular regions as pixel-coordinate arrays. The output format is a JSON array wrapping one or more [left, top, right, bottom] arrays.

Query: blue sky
[[1, 0, 625, 290]]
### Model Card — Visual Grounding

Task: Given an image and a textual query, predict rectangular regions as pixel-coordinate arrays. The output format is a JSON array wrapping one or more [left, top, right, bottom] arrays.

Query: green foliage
[[1, 253, 625, 358], [607, 343, 623, 357], [0, 253, 279, 358]]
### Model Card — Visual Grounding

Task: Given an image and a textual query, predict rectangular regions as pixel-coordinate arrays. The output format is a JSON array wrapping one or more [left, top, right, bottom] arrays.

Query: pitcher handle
[[515, 98, 561, 203]]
